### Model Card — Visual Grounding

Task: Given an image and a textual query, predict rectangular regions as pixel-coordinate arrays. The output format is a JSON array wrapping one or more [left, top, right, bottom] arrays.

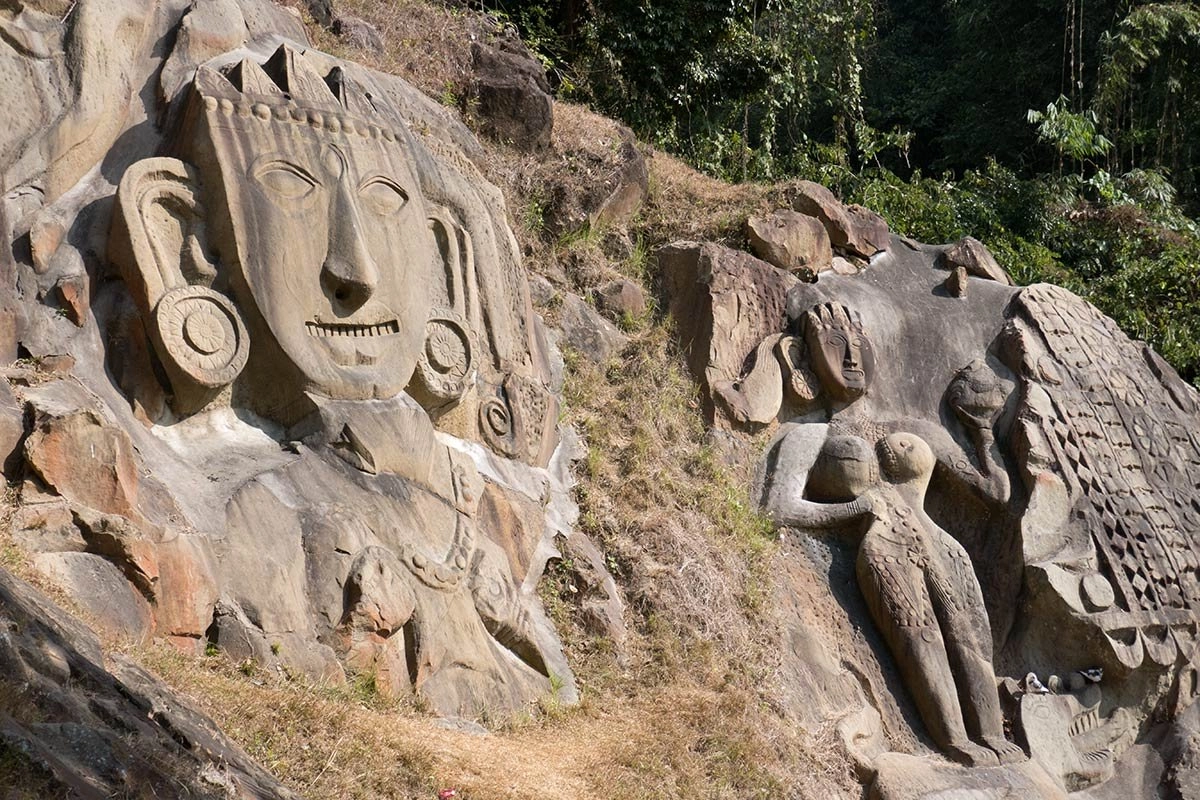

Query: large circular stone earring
[[413, 307, 475, 404], [152, 285, 250, 390]]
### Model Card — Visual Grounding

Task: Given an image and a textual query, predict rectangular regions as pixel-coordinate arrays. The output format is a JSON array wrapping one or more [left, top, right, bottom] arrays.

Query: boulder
[[746, 210, 833, 277], [593, 278, 646, 322], [659, 241, 797, 422], [0, 378, 25, 474], [33, 552, 153, 640], [842, 204, 891, 257], [333, 15, 383, 52], [790, 180, 890, 258], [23, 406, 139, 519], [940, 235, 1012, 284], [72, 507, 159, 596], [590, 134, 649, 228], [559, 292, 627, 363], [53, 272, 88, 326], [153, 534, 219, 642], [538, 116, 648, 237], [0, 565, 299, 798], [527, 273, 558, 307], [470, 41, 553, 152]]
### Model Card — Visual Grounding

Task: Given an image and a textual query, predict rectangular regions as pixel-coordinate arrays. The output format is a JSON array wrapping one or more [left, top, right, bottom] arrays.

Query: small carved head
[[877, 432, 935, 484], [801, 302, 876, 403], [947, 358, 1006, 428], [809, 435, 878, 501]]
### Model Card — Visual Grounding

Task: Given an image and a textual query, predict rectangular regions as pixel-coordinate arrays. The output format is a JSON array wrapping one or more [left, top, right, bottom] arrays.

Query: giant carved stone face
[[802, 302, 876, 403], [189, 51, 434, 406]]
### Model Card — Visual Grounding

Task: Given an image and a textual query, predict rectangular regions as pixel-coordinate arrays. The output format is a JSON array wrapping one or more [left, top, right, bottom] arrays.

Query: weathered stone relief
[[664, 183, 1200, 796], [0, 0, 587, 726]]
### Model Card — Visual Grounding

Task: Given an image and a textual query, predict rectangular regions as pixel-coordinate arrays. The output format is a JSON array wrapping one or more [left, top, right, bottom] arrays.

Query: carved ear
[[110, 157, 248, 415], [426, 206, 479, 326], [407, 208, 478, 412], [778, 335, 822, 404]]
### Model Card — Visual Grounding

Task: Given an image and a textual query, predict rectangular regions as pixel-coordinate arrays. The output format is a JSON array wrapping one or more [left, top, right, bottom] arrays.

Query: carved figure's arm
[[771, 495, 873, 529], [904, 419, 1011, 507], [763, 423, 874, 530]]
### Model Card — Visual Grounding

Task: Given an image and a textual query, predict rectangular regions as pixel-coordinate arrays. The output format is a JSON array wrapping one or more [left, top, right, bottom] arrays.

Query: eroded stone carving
[[774, 429, 1023, 766], [1003, 283, 1200, 682], [670, 220, 1200, 794], [861, 433, 1023, 766], [3, 16, 583, 722]]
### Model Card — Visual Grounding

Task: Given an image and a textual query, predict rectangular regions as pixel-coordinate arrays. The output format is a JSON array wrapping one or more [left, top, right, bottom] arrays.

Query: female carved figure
[[861, 433, 1023, 766], [790, 432, 1024, 766], [763, 301, 1010, 528]]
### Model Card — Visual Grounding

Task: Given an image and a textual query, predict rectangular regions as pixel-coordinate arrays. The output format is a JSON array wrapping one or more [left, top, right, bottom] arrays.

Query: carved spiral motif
[[152, 286, 249, 388], [415, 308, 474, 401], [479, 391, 518, 459]]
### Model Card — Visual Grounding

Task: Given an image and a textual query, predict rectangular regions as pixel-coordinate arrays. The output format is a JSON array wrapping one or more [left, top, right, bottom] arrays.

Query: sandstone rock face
[[940, 235, 1013, 285], [670, 219, 1200, 795], [559, 292, 627, 363], [746, 210, 833, 278], [0, 1, 595, 753], [659, 241, 798, 425], [537, 119, 648, 237], [470, 41, 553, 152], [0, 566, 299, 798], [593, 278, 646, 322], [24, 407, 139, 520], [791, 180, 890, 259]]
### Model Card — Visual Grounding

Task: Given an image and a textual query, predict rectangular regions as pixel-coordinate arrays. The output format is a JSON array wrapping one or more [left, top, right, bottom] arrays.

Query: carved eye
[[358, 176, 409, 216], [253, 161, 319, 200]]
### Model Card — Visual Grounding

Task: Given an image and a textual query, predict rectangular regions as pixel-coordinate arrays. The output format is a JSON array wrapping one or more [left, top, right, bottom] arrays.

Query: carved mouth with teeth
[[306, 320, 401, 338]]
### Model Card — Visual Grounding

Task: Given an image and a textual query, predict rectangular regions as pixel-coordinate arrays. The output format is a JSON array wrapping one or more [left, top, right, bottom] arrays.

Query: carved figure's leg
[[856, 546, 999, 767], [930, 532, 1027, 765], [945, 641, 1025, 764]]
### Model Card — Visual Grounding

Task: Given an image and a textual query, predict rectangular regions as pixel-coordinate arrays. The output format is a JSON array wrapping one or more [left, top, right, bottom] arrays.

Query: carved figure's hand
[[855, 487, 888, 518]]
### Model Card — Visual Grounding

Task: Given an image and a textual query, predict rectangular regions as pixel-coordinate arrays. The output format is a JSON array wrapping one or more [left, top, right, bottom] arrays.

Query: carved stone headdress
[[800, 301, 866, 340]]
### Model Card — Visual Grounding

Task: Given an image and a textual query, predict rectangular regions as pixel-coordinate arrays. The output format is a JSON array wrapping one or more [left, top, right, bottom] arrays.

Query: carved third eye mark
[[305, 320, 400, 338]]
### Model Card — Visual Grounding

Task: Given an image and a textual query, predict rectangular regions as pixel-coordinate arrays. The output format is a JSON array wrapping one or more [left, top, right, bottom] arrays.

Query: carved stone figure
[[763, 301, 1009, 530], [107, 42, 574, 715], [859, 432, 1023, 766], [667, 224, 1200, 793], [1, 12, 583, 721], [781, 431, 1023, 766]]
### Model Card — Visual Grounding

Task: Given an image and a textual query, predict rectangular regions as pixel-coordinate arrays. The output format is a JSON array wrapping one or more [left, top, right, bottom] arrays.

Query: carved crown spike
[[325, 66, 378, 119], [227, 58, 288, 100], [262, 43, 340, 107], [193, 64, 240, 101], [802, 301, 863, 336]]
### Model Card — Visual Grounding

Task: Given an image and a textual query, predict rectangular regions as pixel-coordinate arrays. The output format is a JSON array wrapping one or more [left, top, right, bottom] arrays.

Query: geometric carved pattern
[[1017, 284, 1200, 622], [413, 307, 475, 403]]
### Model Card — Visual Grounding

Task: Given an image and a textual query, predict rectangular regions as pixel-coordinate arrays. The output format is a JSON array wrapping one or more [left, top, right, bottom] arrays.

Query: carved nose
[[321, 187, 379, 310], [844, 342, 861, 369]]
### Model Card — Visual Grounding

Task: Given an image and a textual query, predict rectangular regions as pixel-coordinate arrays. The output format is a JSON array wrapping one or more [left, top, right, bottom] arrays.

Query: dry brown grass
[[285, 0, 476, 101], [135, 638, 857, 800], [0, 4, 866, 798]]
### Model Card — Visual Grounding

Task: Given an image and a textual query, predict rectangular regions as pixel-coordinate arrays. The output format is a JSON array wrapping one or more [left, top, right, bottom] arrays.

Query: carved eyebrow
[[356, 175, 409, 214], [251, 159, 321, 199]]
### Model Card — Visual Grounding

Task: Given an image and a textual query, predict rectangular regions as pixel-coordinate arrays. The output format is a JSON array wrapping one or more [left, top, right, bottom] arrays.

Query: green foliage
[[488, 0, 1200, 386], [1027, 95, 1113, 174]]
